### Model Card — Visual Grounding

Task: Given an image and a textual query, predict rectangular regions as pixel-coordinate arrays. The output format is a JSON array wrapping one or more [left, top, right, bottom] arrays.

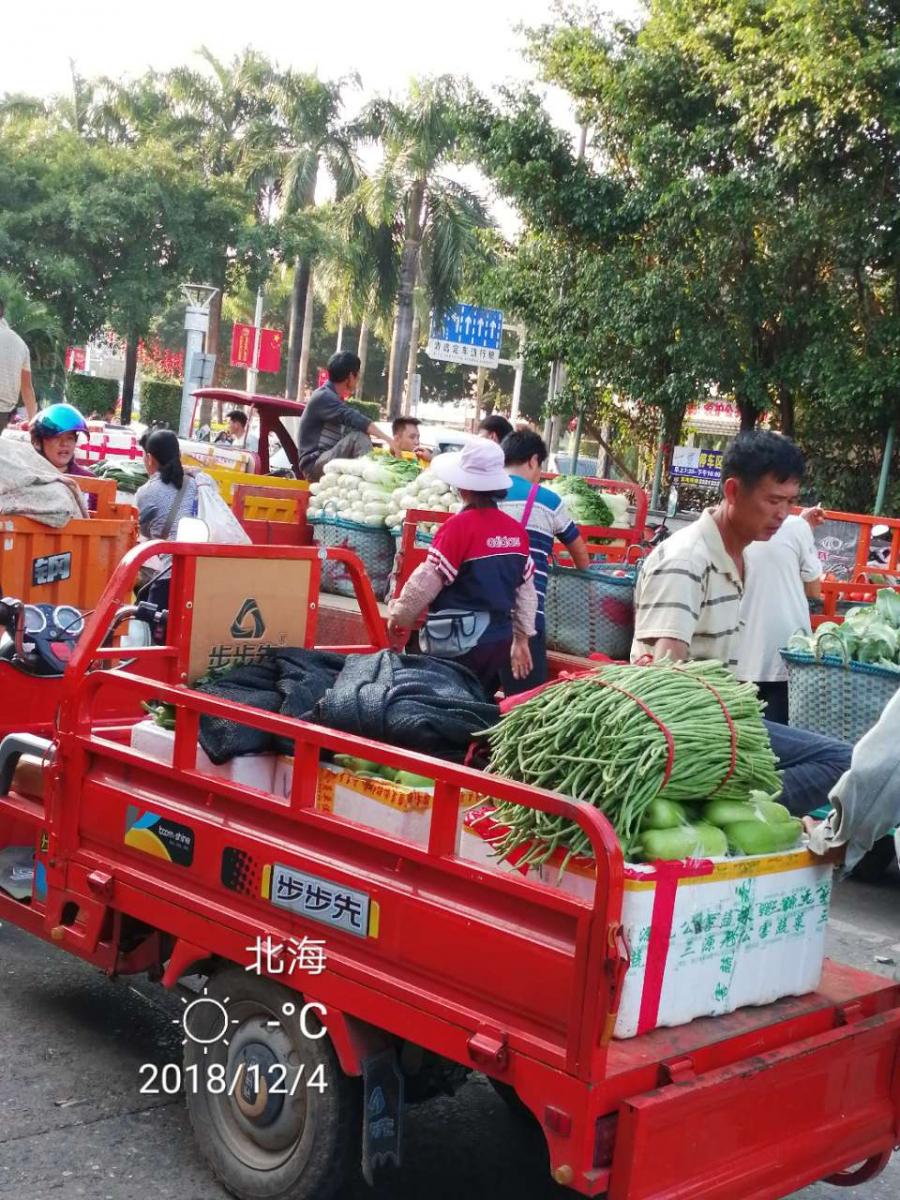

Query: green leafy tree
[[470, 1, 899, 503], [267, 71, 358, 398], [0, 123, 240, 419], [360, 78, 491, 416]]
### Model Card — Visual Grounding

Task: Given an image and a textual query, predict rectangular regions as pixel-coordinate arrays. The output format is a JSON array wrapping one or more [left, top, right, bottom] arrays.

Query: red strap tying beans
[[591, 676, 676, 789], [690, 673, 738, 793]]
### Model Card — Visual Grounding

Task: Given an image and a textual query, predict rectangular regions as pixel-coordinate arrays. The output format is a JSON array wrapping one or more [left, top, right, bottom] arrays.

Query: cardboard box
[[130, 720, 277, 793]]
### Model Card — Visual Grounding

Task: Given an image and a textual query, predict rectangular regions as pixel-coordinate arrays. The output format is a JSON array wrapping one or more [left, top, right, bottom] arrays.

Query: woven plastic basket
[[545, 563, 637, 659], [309, 515, 396, 600], [782, 649, 900, 743]]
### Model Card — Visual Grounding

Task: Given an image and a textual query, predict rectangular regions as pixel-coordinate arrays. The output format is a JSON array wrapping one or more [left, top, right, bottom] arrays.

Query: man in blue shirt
[[499, 431, 590, 693]]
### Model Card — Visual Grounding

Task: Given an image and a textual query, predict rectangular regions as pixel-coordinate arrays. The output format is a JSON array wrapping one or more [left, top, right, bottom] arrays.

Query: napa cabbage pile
[[306, 453, 461, 530], [545, 476, 628, 527]]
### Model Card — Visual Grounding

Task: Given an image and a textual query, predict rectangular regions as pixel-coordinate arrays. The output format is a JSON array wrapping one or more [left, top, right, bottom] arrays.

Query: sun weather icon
[[175, 988, 239, 1054]]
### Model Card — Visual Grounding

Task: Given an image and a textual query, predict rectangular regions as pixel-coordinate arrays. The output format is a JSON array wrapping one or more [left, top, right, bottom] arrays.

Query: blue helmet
[[32, 403, 88, 439]]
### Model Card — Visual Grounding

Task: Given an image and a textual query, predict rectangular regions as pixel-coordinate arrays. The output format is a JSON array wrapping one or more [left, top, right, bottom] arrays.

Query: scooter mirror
[[175, 516, 211, 543]]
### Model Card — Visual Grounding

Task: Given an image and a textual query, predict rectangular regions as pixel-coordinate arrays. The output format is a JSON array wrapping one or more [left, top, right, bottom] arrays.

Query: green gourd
[[394, 770, 435, 789], [722, 818, 803, 856], [640, 798, 689, 830], [702, 799, 762, 827], [638, 822, 728, 862], [751, 799, 793, 825]]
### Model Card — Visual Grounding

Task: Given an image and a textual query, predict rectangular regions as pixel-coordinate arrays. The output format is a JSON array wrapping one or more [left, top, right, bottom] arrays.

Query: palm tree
[[360, 78, 490, 416], [162, 48, 278, 373], [267, 71, 358, 399]]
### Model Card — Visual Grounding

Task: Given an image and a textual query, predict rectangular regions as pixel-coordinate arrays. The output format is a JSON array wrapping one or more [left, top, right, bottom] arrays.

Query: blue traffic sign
[[432, 304, 503, 350]]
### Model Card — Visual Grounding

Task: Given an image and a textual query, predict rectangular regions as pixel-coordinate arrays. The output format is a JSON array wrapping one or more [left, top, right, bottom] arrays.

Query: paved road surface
[[0, 872, 896, 1200]]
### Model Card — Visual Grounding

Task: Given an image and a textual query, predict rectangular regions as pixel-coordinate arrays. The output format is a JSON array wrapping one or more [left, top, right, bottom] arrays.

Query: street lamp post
[[178, 283, 219, 438]]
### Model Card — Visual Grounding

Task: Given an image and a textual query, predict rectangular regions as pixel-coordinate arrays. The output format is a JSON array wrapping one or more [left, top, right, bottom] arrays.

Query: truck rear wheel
[[183, 968, 359, 1200]]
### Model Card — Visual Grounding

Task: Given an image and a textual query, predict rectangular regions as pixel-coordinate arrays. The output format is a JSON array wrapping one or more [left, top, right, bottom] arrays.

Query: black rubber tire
[[183, 968, 360, 1200], [487, 1077, 536, 1125], [850, 835, 897, 883]]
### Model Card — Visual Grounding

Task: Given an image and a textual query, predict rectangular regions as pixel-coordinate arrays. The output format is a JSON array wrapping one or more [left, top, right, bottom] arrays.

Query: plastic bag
[[196, 481, 251, 545]]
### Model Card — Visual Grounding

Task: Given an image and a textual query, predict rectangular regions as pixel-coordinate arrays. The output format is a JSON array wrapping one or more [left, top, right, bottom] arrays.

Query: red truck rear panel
[[608, 1005, 900, 1199]]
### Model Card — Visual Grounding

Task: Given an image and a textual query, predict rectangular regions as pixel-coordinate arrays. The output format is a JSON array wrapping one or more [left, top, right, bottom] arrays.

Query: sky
[[1, 0, 643, 235], [1, 0, 642, 109]]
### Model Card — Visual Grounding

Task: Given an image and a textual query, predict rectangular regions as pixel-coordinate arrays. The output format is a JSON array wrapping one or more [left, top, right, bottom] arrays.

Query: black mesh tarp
[[313, 650, 498, 762], [197, 649, 343, 763]]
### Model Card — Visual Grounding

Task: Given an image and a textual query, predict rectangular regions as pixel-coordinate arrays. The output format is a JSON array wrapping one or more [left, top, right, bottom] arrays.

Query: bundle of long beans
[[483, 660, 781, 867]]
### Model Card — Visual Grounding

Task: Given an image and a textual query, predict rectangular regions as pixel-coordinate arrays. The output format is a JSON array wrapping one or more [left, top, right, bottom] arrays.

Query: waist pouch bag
[[420, 609, 491, 657]]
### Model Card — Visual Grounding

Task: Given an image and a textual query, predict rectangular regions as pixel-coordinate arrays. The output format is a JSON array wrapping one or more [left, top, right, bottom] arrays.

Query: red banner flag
[[257, 327, 283, 374], [230, 323, 254, 369], [230, 324, 283, 373]]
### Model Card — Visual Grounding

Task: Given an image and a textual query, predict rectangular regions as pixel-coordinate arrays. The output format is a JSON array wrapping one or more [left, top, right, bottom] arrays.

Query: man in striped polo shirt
[[632, 431, 850, 816], [499, 431, 590, 693]]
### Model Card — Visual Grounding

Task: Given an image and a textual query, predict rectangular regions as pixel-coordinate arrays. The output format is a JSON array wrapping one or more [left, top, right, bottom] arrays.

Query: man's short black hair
[[226, 409, 248, 428], [327, 351, 361, 384], [392, 416, 420, 435], [479, 414, 513, 442], [722, 431, 805, 489], [0, 298, 5, 318], [503, 430, 547, 467]]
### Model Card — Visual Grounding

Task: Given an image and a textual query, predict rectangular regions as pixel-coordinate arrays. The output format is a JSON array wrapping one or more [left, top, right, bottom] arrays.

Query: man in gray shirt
[[0, 296, 37, 431], [298, 352, 396, 480]]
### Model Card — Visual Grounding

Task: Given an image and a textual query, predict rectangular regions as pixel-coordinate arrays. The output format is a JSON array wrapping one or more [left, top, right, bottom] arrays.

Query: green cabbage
[[786, 630, 814, 653], [855, 619, 898, 663], [874, 586, 900, 630]]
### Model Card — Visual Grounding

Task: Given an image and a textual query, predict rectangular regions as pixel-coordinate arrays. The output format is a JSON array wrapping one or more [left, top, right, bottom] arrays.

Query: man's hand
[[21, 369, 37, 421], [649, 637, 690, 663], [511, 634, 533, 681], [801, 505, 826, 527], [801, 816, 847, 865]]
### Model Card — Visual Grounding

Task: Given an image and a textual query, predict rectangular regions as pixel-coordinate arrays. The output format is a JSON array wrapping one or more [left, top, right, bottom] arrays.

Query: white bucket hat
[[430, 437, 512, 492]]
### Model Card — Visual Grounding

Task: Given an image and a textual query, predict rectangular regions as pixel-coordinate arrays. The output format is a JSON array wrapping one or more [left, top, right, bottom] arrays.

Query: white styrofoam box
[[130, 720, 277, 792], [456, 804, 537, 878], [274, 758, 479, 850], [542, 850, 832, 1039]]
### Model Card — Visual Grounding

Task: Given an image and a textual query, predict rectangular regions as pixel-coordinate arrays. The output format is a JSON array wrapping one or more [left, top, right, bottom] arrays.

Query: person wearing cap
[[387, 438, 538, 695], [30, 403, 96, 511]]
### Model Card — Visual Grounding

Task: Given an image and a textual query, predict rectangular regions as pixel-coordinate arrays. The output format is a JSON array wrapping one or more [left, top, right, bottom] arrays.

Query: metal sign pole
[[178, 283, 218, 438], [510, 326, 525, 422], [246, 288, 264, 394]]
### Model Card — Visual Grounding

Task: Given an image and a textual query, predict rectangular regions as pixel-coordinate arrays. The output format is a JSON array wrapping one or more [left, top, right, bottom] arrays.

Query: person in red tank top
[[387, 439, 538, 696]]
